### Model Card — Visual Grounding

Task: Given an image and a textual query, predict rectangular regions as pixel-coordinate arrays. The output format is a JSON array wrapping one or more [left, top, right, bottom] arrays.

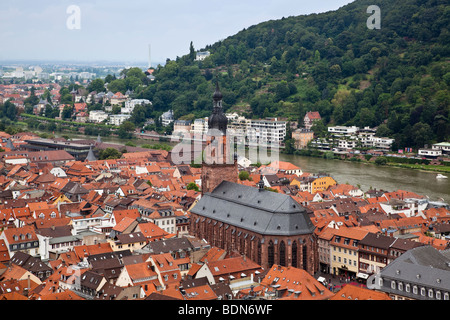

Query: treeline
[[201, 0, 450, 150]]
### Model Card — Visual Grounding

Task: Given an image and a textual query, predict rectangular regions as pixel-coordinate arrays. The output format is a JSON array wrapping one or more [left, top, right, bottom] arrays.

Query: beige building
[[330, 228, 368, 278], [292, 128, 314, 149]]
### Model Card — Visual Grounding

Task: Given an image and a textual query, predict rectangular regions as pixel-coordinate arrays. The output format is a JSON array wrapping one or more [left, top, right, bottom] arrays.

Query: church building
[[190, 82, 318, 274]]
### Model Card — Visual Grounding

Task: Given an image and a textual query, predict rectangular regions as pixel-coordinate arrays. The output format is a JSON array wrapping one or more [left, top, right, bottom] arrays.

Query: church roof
[[191, 181, 315, 236]]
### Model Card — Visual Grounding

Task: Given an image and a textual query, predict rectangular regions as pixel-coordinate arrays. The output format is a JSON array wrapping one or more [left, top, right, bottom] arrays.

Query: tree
[[375, 156, 387, 165], [376, 124, 392, 137], [24, 87, 39, 106], [87, 78, 105, 93], [189, 41, 196, 62], [239, 171, 250, 181], [311, 119, 327, 138], [274, 81, 290, 102], [3, 100, 17, 121], [186, 182, 199, 191], [98, 148, 122, 160], [410, 122, 433, 148], [117, 120, 135, 139], [108, 79, 126, 94], [61, 106, 73, 120]]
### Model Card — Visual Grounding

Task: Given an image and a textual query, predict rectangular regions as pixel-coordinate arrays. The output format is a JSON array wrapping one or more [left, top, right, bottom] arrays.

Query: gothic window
[[302, 244, 308, 271], [257, 240, 262, 266], [292, 241, 298, 268], [268, 240, 275, 267], [279, 241, 286, 267]]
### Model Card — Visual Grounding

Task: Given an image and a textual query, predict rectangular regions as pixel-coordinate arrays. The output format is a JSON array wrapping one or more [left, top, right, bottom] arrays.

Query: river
[[279, 153, 450, 203]]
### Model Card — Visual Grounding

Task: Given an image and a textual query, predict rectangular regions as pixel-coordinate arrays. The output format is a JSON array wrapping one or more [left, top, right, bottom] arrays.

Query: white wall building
[[432, 142, 450, 154], [246, 119, 286, 145], [328, 126, 359, 137], [89, 110, 108, 123], [109, 114, 131, 126], [191, 118, 208, 138], [418, 148, 442, 158], [195, 51, 211, 61], [160, 110, 174, 126], [122, 99, 151, 114], [370, 137, 394, 150]]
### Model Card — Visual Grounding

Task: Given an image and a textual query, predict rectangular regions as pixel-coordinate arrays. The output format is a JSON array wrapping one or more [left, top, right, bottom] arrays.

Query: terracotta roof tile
[[330, 284, 391, 300]]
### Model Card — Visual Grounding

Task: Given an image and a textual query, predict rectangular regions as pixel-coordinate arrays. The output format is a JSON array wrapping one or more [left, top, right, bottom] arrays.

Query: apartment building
[[328, 126, 359, 137], [312, 126, 394, 151], [190, 114, 287, 146], [330, 228, 369, 278], [89, 110, 108, 123], [292, 128, 314, 149], [247, 119, 286, 145], [109, 114, 131, 126]]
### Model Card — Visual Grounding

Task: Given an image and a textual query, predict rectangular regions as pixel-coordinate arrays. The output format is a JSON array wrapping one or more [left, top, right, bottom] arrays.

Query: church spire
[[85, 145, 97, 162], [208, 79, 227, 135]]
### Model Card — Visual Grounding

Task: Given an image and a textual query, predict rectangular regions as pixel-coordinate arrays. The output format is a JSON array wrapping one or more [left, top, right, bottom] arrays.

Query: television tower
[[148, 44, 151, 69]]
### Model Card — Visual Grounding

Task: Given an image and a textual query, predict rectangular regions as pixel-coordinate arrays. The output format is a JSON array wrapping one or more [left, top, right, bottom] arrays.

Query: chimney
[[258, 175, 265, 191], [26, 274, 31, 298]]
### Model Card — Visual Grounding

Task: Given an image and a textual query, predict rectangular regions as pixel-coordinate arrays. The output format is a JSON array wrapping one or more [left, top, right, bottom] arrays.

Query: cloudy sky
[[0, 0, 354, 64]]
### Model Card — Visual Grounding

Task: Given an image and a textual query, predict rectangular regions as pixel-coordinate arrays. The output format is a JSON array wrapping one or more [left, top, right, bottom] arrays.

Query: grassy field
[[387, 162, 450, 173]]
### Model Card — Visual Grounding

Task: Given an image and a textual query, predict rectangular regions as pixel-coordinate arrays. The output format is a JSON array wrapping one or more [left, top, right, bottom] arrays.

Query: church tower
[[201, 81, 238, 194]]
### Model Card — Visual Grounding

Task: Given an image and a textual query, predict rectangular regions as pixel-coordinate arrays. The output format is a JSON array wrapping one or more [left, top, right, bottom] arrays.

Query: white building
[[328, 126, 359, 137], [246, 119, 286, 145], [226, 114, 286, 146], [122, 99, 151, 114], [191, 118, 208, 138], [418, 148, 442, 158], [89, 110, 108, 123], [432, 142, 450, 155], [358, 127, 377, 147], [109, 114, 131, 126], [337, 137, 359, 149], [195, 51, 211, 61], [160, 110, 174, 126], [369, 137, 394, 150]]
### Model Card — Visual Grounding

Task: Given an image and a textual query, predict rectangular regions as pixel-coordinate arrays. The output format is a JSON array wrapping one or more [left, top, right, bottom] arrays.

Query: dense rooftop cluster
[[0, 130, 449, 300]]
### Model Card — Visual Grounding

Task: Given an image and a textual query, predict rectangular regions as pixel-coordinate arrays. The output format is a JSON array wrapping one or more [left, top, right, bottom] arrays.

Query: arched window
[[302, 244, 308, 271], [268, 240, 275, 268], [279, 241, 286, 267], [292, 241, 298, 268], [257, 240, 262, 266]]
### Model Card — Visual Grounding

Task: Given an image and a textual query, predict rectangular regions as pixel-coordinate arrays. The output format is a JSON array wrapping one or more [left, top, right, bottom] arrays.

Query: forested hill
[[133, 0, 449, 150]]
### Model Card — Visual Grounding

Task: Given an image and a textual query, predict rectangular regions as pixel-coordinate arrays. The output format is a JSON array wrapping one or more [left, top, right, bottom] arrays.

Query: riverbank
[[279, 152, 450, 203], [386, 162, 450, 174], [284, 149, 450, 174]]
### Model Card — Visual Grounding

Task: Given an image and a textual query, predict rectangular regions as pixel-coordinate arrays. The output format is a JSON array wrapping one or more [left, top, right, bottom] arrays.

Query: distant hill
[[133, 0, 449, 150]]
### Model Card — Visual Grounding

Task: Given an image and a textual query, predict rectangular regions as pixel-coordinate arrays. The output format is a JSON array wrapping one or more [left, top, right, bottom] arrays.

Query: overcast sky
[[0, 0, 354, 64]]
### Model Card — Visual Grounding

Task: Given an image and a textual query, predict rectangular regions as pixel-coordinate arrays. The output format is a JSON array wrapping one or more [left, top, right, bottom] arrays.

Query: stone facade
[[189, 215, 318, 274], [201, 162, 238, 194]]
